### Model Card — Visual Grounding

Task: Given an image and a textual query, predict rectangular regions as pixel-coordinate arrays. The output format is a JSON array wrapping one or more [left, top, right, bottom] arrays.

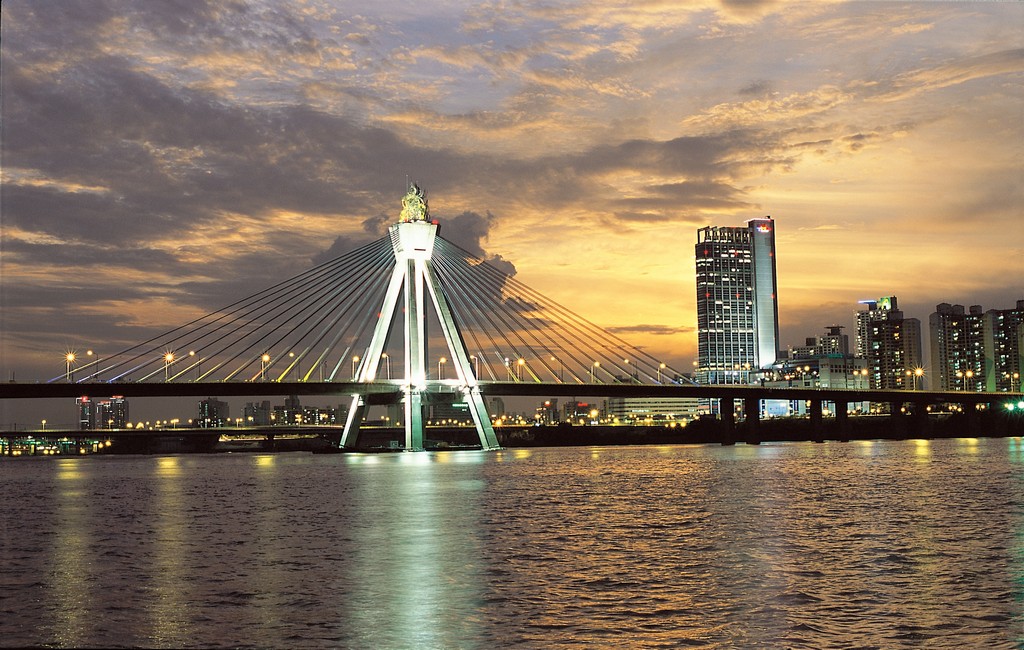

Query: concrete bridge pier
[[910, 400, 930, 435], [809, 398, 823, 440], [743, 397, 761, 443], [720, 398, 735, 444], [835, 401, 850, 439], [962, 402, 979, 436]]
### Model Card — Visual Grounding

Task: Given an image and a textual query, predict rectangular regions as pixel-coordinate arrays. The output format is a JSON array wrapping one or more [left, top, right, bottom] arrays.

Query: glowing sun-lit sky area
[[2, 0, 1023, 385]]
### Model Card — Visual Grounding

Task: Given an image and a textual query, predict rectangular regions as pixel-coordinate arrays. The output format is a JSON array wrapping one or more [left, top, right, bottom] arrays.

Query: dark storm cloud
[[439, 210, 497, 259], [739, 80, 773, 96], [574, 130, 791, 181], [2, 237, 185, 274], [612, 180, 756, 215]]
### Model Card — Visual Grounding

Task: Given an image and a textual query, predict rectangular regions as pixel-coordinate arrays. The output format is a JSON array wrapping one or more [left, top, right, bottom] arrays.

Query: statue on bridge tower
[[340, 183, 500, 451], [398, 183, 430, 223]]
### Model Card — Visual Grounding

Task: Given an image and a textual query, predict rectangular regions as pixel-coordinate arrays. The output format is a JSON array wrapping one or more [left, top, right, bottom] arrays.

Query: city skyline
[[2, 2, 1023, 409]]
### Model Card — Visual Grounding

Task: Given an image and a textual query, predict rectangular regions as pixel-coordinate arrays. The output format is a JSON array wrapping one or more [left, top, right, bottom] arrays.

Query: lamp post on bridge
[[164, 352, 175, 381], [382, 353, 391, 380], [551, 355, 563, 383], [261, 353, 270, 381], [1004, 371, 1020, 392], [86, 349, 98, 381], [906, 367, 924, 391], [65, 352, 76, 383]]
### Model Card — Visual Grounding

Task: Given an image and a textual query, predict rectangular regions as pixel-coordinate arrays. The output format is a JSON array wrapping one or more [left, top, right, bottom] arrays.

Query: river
[[2, 438, 1022, 648]]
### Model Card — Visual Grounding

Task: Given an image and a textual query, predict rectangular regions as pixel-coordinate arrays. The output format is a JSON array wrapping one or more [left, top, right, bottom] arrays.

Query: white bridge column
[[339, 186, 499, 451]]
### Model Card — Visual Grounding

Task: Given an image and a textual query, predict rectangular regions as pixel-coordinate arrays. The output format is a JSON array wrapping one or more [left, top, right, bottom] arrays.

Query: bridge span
[[2, 379, 1018, 406]]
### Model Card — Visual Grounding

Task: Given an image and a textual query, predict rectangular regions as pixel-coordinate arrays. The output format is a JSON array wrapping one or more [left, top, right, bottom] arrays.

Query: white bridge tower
[[339, 184, 500, 451]]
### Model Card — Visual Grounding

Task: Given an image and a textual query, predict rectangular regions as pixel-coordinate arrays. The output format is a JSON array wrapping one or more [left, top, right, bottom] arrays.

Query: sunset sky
[[2, 0, 1023, 411]]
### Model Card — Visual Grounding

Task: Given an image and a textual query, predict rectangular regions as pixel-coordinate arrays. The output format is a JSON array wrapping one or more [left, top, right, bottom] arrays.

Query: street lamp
[[41, 419, 46, 432], [550, 355, 563, 382], [914, 367, 924, 391], [164, 352, 175, 381], [352, 355, 360, 379], [1004, 371, 1020, 392], [65, 352, 76, 382], [86, 349, 97, 381], [591, 361, 600, 383], [658, 362, 666, 383], [189, 350, 199, 380], [438, 356, 447, 380], [382, 353, 391, 380], [261, 353, 271, 381], [517, 358, 525, 381], [956, 369, 974, 391], [470, 354, 479, 379]]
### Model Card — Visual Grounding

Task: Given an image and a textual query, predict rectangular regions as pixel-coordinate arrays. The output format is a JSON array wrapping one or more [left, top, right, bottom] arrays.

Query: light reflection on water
[[2, 439, 1023, 648]]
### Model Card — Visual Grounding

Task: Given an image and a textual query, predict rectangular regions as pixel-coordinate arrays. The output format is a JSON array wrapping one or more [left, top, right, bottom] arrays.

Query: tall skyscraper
[[855, 296, 922, 390], [76, 395, 129, 430], [695, 217, 779, 385]]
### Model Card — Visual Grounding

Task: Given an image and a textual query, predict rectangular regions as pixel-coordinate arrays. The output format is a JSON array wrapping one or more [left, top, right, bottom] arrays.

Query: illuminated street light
[[658, 362, 667, 383], [470, 354, 479, 379], [261, 353, 271, 381], [517, 357, 525, 381], [352, 355, 360, 379], [591, 361, 600, 383], [65, 352, 76, 383], [1004, 371, 1020, 392], [86, 349, 98, 381], [382, 353, 391, 380], [438, 356, 447, 380], [164, 351, 175, 381], [956, 369, 975, 391]]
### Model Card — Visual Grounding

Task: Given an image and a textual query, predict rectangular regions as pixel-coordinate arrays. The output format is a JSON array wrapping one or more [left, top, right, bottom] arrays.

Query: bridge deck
[[1, 381, 1019, 407]]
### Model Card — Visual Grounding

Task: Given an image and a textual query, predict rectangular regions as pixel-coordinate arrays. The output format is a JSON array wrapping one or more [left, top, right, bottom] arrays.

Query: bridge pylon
[[339, 184, 500, 451]]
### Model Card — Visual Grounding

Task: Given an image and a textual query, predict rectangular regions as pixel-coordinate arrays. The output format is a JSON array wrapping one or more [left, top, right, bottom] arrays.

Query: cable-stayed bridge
[[21, 185, 692, 450], [4, 185, 1020, 448]]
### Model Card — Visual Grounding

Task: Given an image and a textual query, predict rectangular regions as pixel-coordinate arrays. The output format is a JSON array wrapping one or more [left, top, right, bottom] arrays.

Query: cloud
[[606, 324, 695, 336], [2, 0, 1022, 387], [872, 48, 1024, 103]]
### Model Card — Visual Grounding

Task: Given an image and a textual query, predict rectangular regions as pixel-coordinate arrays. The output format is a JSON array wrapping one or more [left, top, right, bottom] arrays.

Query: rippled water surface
[[3, 439, 1024, 648]]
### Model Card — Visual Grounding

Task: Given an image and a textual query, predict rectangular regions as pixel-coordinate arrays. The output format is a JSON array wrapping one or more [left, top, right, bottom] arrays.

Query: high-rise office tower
[[695, 217, 779, 385], [855, 296, 922, 390], [76, 395, 130, 430]]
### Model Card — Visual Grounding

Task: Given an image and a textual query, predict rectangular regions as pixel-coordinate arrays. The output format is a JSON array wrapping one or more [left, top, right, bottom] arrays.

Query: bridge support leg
[[835, 401, 849, 439], [720, 398, 735, 443], [339, 394, 365, 448], [911, 400, 930, 436], [743, 397, 760, 443], [890, 401, 906, 436], [465, 387, 500, 450], [405, 388, 425, 451], [809, 399, 823, 440]]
